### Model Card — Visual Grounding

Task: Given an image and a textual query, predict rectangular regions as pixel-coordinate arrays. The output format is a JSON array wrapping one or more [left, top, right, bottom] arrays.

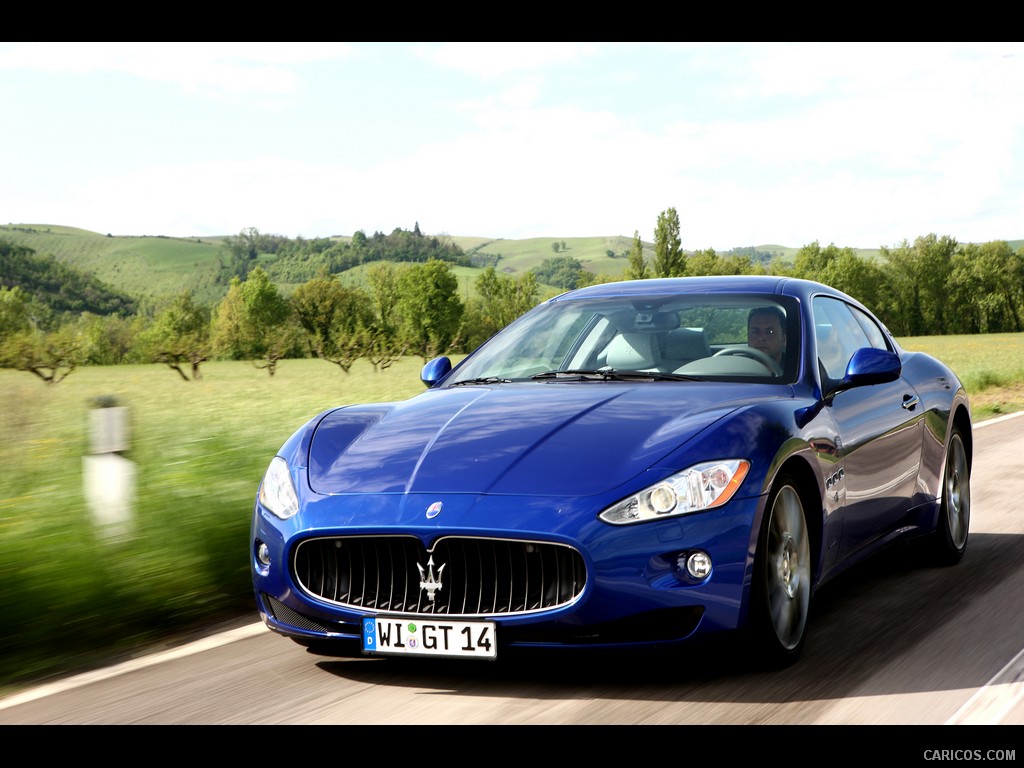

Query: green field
[[899, 333, 1024, 416], [1, 333, 1021, 691]]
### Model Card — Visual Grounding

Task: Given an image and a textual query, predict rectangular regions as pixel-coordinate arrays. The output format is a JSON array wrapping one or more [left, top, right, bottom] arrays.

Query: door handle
[[901, 394, 920, 411]]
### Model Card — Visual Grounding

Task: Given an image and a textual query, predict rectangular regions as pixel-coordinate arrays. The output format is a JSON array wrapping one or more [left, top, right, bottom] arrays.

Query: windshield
[[448, 293, 800, 385]]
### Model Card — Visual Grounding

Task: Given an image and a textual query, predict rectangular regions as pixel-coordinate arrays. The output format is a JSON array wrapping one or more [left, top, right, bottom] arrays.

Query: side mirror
[[838, 347, 902, 391], [420, 356, 452, 388]]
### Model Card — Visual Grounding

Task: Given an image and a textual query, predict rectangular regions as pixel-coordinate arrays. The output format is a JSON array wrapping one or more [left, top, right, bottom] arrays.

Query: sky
[[2, 42, 1022, 251]]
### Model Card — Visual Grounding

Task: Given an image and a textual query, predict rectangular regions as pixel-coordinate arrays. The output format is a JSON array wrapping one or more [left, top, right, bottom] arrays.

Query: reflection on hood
[[308, 384, 747, 496]]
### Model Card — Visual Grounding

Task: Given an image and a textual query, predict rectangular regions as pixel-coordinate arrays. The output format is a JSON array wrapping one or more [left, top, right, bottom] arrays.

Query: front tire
[[751, 478, 811, 667]]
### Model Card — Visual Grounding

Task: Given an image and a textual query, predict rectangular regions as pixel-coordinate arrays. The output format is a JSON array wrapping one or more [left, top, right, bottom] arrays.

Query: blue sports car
[[251, 275, 971, 666]]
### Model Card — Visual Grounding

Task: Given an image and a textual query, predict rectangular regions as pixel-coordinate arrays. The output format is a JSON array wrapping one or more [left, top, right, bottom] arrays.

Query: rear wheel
[[928, 426, 970, 565], [751, 478, 811, 666]]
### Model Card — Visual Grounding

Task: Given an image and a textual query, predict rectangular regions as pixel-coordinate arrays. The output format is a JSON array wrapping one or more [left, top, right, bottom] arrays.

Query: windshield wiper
[[449, 376, 512, 386], [607, 370, 700, 381], [531, 369, 698, 382], [531, 369, 609, 380]]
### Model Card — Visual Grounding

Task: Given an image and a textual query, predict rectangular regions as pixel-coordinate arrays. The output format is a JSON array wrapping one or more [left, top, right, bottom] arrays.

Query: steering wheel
[[713, 346, 783, 376]]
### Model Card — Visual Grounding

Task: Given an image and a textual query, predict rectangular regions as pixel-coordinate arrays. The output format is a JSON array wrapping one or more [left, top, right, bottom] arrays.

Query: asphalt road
[[3, 413, 1024, 727]]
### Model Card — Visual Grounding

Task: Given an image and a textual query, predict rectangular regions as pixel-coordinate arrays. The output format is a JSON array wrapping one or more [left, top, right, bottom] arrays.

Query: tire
[[750, 478, 812, 667], [928, 426, 970, 565]]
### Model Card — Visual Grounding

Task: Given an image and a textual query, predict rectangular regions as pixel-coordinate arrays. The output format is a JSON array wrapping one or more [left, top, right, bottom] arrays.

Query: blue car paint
[[251, 275, 971, 657]]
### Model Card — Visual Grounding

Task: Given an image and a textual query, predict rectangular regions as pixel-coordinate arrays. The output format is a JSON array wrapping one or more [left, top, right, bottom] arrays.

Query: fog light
[[685, 551, 712, 579], [257, 541, 271, 567]]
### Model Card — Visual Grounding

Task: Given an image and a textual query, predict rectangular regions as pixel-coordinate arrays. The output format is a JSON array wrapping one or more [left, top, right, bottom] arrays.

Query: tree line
[[1, 211, 1023, 384], [216, 223, 471, 286], [626, 208, 1024, 338], [0, 252, 537, 384]]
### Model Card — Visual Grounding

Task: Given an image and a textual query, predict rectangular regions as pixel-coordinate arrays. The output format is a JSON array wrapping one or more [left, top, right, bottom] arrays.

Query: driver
[[747, 306, 787, 367]]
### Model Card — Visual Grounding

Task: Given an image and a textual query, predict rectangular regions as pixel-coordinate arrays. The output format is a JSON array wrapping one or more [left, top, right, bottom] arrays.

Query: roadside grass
[[0, 334, 1019, 690], [0, 357, 432, 689]]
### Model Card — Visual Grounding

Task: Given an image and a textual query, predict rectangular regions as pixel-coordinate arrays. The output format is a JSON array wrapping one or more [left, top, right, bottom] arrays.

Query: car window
[[849, 304, 891, 351], [812, 296, 873, 380], [449, 294, 799, 384]]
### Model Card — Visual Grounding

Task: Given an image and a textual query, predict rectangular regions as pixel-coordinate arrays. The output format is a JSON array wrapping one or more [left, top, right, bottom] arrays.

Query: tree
[[395, 259, 464, 360], [359, 262, 407, 371], [0, 324, 85, 384], [462, 267, 540, 348], [532, 256, 586, 290], [364, 262, 400, 332], [827, 249, 883, 311], [142, 291, 212, 380], [211, 278, 248, 361], [624, 230, 648, 280], [878, 234, 958, 336], [551, 242, 561, 253], [0, 286, 32, 343], [290, 274, 374, 373], [949, 241, 1024, 333], [789, 241, 881, 308], [217, 227, 264, 284], [75, 312, 136, 365], [652, 207, 684, 277], [358, 325, 406, 373], [238, 267, 296, 376]]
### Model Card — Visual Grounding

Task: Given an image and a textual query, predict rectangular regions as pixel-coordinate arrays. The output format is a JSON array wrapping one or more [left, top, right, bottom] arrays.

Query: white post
[[83, 396, 135, 538]]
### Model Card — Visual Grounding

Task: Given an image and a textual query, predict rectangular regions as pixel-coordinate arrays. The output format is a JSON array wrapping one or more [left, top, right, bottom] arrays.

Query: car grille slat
[[293, 535, 585, 617]]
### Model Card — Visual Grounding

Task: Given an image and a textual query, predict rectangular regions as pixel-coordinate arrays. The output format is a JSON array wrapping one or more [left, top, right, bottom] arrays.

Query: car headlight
[[259, 456, 299, 520], [599, 459, 750, 525]]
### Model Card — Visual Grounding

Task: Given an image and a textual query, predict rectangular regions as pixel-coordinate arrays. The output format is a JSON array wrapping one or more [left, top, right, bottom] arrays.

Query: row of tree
[[0, 258, 539, 383], [2, 209, 1023, 384], [628, 207, 1024, 337]]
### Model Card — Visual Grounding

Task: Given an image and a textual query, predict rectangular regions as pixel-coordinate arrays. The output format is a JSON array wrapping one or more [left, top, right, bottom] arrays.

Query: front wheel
[[750, 479, 811, 667]]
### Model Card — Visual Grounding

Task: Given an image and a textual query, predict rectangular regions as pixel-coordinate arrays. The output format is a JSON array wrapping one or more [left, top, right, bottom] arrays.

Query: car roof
[[550, 275, 850, 304]]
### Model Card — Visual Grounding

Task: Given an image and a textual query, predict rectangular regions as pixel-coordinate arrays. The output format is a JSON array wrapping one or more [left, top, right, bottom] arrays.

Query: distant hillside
[[0, 224, 226, 305], [3, 224, 1019, 311], [0, 236, 137, 323]]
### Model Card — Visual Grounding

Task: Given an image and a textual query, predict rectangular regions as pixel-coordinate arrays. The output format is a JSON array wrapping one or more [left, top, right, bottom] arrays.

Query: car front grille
[[293, 535, 586, 617]]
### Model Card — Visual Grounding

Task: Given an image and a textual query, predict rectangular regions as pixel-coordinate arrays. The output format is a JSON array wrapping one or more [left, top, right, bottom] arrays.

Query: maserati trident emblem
[[425, 501, 443, 519], [417, 556, 446, 602]]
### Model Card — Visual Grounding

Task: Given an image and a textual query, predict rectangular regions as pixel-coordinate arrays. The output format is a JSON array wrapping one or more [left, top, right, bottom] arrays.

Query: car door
[[813, 296, 925, 561]]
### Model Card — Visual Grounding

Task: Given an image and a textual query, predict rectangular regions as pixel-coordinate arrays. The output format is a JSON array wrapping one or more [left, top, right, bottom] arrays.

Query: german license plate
[[362, 617, 496, 659]]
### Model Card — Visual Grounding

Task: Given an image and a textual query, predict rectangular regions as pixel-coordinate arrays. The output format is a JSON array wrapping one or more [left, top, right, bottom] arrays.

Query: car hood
[[306, 383, 776, 497]]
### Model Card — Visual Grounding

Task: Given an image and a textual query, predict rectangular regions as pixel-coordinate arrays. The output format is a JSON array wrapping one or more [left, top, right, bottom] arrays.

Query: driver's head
[[747, 306, 786, 365]]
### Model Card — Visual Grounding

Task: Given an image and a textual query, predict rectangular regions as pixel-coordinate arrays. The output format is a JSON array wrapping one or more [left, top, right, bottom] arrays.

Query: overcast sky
[[2, 42, 1021, 250]]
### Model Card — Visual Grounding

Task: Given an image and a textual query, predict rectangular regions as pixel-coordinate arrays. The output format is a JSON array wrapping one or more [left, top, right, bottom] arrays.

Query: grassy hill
[[4, 223, 1020, 310], [454, 234, 639, 274], [1, 226, 655, 306], [0, 224, 227, 305]]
